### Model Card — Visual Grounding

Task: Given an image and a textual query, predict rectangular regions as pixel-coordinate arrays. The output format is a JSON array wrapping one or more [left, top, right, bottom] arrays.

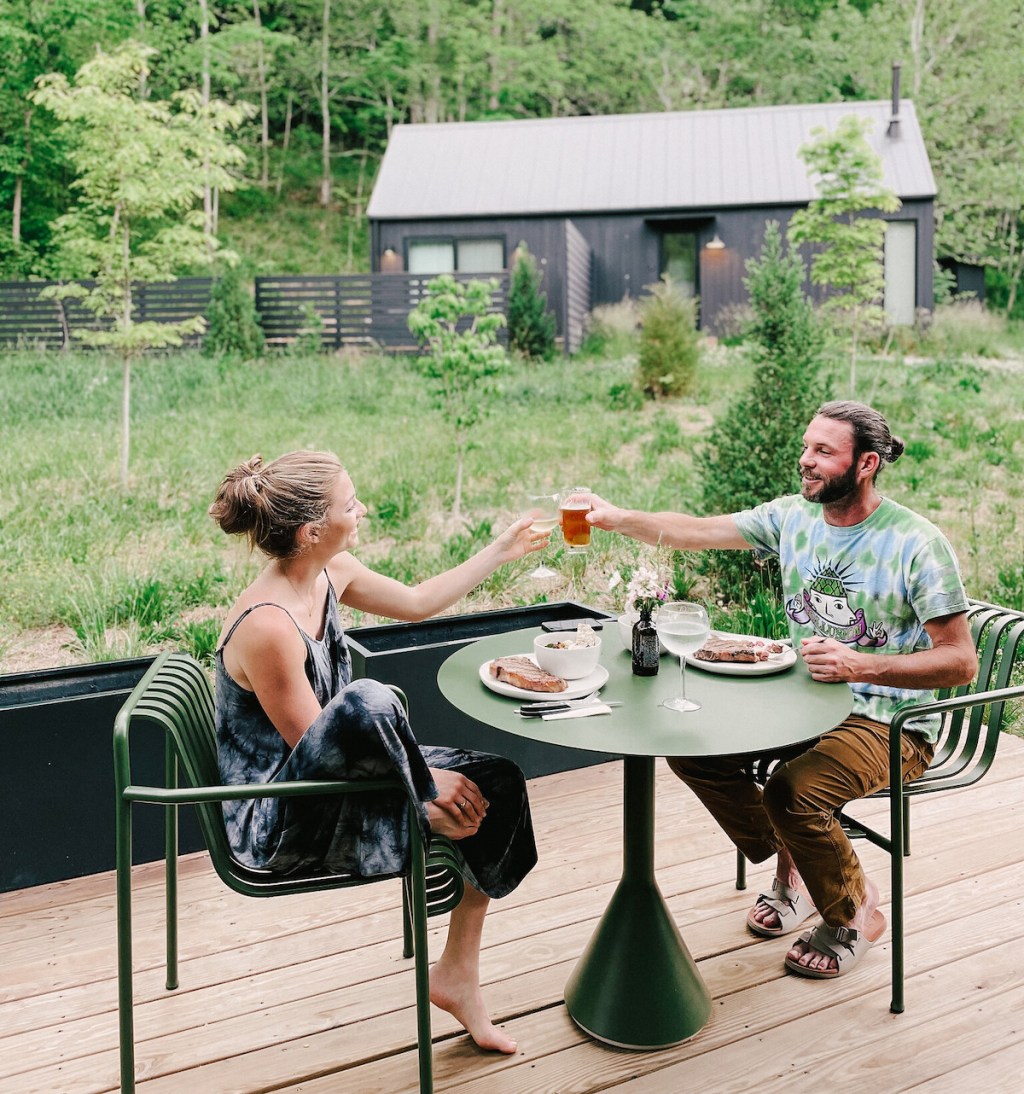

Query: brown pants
[[668, 715, 934, 926]]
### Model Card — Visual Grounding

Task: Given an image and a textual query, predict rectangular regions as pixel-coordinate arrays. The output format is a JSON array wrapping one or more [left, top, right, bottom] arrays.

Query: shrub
[[203, 265, 265, 358], [699, 222, 830, 603], [580, 298, 641, 358], [637, 278, 700, 398], [507, 243, 556, 359]]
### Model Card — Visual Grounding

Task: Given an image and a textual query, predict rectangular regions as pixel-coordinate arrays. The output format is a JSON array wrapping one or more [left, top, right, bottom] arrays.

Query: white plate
[[684, 632, 797, 676], [479, 656, 610, 700]]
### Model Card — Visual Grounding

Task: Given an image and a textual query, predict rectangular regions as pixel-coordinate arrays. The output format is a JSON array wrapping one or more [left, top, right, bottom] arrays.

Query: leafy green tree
[[407, 274, 507, 522], [788, 113, 900, 394], [637, 277, 700, 398], [699, 221, 829, 604], [30, 40, 250, 485], [507, 243, 556, 359], [203, 264, 265, 358]]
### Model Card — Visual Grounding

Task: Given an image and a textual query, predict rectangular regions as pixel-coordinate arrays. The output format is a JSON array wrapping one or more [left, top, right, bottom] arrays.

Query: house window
[[408, 240, 455, 275], [407, 237, 505, 275], [884, 221, 917, 326], [660, 233, 697, 297]]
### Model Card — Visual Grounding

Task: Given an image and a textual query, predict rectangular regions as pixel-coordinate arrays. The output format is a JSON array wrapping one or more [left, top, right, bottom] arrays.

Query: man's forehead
[[804, 416, 855, 449]]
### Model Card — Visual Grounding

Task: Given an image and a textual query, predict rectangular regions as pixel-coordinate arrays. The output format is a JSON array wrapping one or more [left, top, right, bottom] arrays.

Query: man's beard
[[800, 460, 859, 505]]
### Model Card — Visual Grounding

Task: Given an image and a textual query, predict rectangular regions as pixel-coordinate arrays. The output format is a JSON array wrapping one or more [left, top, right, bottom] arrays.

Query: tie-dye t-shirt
[[733, 495, 969, 741]]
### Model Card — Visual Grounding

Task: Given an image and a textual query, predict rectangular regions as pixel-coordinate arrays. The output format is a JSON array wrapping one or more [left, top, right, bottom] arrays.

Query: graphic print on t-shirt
[[786, 561, 887, 647]]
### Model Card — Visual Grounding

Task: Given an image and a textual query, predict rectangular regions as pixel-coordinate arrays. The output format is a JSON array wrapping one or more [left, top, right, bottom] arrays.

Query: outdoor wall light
[[705, 233, 725, 250], [380, 247, 402, 271]]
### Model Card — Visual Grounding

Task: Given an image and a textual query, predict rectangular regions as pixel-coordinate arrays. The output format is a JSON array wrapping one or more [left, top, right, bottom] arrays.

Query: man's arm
[[586, 494, 750, 550], [800, 612, 977, 689]]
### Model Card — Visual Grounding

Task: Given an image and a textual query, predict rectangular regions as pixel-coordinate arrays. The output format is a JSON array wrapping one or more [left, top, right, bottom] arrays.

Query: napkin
[[542, 703, 613, 721]]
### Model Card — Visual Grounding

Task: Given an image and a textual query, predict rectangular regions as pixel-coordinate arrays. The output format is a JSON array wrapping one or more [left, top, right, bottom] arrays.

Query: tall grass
[[1, 341, 1022, 678]]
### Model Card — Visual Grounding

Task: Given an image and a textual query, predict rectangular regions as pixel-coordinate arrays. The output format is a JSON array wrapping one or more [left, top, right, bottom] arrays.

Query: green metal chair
[[734, 598, 1024, 1012], [114, 651, 465, 1093]]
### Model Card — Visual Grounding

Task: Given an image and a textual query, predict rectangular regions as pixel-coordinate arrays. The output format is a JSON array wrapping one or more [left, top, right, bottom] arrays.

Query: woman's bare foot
[[786, 876, 884, 975], [430, 960, 517, 1053]]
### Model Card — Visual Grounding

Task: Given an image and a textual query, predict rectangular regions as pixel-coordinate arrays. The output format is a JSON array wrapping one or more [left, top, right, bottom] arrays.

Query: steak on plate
[[694, 635, 786, 663], [489, 655, 567, 692]]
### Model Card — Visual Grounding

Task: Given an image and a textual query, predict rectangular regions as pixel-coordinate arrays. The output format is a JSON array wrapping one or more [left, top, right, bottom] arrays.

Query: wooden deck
[[3, 734, 1023, 1094]]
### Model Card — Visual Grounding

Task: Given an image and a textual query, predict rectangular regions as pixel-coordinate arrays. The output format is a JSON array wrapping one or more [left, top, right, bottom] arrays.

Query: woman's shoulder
[[219, 593, 302, 651]]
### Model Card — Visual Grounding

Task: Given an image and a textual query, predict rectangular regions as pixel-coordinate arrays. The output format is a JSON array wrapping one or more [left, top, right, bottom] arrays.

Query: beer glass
[[559, 487, 592, 553]]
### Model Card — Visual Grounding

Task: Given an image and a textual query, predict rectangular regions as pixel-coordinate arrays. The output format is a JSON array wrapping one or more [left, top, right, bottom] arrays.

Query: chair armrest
[[889, 681, 1024, 783], [890, 682, 1024, 733], [122, 776, 406, 806]]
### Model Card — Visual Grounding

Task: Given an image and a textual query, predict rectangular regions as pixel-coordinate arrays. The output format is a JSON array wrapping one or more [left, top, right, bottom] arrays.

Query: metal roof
[[367, 100, 935, 220]]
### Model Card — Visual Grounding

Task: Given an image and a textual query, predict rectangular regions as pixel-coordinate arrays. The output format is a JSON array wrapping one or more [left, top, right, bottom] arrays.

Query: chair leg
[[736, 848, 747, 891], [115, 795, 136, 1094], [890, 782, 906, 1014], [902, 796, 911, 857], [165, 738, 179, 991], [409, 820, 433, 1094]]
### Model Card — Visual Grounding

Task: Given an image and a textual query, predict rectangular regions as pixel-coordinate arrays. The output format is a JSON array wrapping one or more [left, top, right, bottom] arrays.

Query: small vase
[[632, 612, 660, 676]]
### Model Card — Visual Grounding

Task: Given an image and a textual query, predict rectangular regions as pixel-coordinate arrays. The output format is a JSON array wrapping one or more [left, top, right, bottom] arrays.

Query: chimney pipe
[[887, 61, 902, 138]]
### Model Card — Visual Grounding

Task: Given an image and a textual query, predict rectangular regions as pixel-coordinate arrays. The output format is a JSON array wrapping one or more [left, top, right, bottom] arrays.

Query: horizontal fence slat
[[1, 272, 509, 353]]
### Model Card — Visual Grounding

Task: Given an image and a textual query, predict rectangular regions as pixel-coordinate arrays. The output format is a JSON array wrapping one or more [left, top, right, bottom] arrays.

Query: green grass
[[1, 340, 1022, 714]]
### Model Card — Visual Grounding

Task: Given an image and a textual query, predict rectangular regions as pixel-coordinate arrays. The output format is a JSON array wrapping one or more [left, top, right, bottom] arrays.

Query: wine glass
[[523, 491, 560, 579], [656, 601, 710, 712]]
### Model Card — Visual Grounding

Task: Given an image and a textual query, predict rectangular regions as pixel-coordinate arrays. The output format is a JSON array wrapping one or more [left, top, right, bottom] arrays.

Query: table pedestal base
[[563, 755, 712, 1049], [564, 877, 712, 1048]]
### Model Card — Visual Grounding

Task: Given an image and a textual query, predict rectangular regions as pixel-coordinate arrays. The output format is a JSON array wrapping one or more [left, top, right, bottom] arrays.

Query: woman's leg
[[428, 883, 516, 1054]]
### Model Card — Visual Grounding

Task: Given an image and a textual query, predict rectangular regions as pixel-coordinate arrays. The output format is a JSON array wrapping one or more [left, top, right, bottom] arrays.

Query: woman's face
[[318, 471, 367, 553]]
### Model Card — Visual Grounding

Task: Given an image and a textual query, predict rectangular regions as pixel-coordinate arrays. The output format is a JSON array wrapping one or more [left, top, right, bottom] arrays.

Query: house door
[[660, 232, 698, 297]]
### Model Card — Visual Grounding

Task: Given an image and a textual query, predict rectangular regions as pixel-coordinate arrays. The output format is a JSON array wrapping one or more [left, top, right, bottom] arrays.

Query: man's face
[[798, 416, 860, 505]]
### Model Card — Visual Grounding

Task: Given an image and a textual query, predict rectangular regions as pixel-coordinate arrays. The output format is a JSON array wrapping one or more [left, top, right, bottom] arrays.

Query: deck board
[[1, 735, 1022, 1094]]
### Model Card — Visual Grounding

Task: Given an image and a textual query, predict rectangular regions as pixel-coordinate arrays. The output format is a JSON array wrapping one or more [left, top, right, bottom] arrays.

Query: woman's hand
[[492, 515, 550, 562], [426, 767, 489, 839]]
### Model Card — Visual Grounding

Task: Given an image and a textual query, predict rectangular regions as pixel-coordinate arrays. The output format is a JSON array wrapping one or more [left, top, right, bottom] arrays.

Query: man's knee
[[762, 763, 805, 822]]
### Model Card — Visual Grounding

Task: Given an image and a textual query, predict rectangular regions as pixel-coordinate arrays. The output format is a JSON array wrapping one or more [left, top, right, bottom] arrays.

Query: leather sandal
[[784, 911, 886, 979], [746, 877, 817, 938]]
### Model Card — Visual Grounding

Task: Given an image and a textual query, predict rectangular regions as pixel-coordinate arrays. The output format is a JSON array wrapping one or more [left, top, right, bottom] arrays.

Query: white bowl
[[533, 632, 602, 680], [617, 613, 667, 655]]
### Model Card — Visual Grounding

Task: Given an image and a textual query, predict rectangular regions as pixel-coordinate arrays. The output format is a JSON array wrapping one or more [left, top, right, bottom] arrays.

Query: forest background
[[3, 0, 1024, 313]]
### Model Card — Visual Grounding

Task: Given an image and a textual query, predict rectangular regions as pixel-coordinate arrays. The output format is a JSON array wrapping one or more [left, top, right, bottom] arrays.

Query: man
[[588, 401, 976, 978]]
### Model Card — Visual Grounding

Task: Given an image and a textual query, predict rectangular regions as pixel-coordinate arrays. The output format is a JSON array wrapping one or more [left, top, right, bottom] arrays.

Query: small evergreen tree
[[507, 243, 556, 359], [699, 222, 830, 604], [203, 265, 265, 358], [637, 277, 699, 398]]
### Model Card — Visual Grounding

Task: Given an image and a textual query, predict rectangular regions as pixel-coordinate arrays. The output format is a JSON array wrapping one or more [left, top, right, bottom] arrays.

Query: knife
[[518, 701, 621, 718]]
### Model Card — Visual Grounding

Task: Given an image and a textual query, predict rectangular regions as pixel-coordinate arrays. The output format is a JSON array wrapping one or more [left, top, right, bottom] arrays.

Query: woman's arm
[[329, 516, 543, 621], [221, 607, 323, 748]]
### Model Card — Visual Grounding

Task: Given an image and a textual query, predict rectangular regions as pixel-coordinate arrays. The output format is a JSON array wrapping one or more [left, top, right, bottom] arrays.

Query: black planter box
[[1, 658, 205, 893], [347, 601, 617, 778]]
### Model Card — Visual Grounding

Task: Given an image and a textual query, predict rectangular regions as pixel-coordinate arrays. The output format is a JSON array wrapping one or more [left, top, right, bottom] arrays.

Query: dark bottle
[[631, 614, 660, 676]]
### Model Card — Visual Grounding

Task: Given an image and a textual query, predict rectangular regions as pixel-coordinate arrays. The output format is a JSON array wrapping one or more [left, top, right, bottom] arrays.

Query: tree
[[507, 243, 555, 359], [699, 221, 829, 604], [637, 277, 700, 398], [407, 275, 507, 522], [788, 113, 900, 394], [31, 40, 250, 485]]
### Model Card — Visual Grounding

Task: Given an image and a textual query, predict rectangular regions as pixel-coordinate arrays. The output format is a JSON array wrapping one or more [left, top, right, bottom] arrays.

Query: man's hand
[[799, 636, 858, 682]]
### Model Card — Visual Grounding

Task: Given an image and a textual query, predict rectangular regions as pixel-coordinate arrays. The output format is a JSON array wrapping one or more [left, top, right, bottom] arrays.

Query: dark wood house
[[367, 99, 936, 351]]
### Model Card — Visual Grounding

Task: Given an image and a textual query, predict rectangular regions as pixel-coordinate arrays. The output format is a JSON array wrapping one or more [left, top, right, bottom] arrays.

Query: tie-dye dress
[[215, 582, 537, 898]]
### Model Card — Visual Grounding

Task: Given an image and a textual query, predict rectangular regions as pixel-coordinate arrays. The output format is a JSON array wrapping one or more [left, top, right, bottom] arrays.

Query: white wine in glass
[[656, 601, 710, 712], [524, 492, 560, 579]]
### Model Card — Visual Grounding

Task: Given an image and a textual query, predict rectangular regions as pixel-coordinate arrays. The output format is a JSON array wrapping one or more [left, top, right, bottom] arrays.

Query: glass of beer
[[559, 486, 592, 552]]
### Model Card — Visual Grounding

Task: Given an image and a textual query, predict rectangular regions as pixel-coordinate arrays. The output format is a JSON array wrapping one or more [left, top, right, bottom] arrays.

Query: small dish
[[533, 632, 602, 679]]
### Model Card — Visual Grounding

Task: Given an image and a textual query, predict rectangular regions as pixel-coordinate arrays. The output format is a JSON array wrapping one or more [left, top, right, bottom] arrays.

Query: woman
[[209, 451, 544, 1054]]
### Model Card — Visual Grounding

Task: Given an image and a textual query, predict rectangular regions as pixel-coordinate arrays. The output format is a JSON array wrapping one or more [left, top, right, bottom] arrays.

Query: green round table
[[437, 625, 853, 1050]]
